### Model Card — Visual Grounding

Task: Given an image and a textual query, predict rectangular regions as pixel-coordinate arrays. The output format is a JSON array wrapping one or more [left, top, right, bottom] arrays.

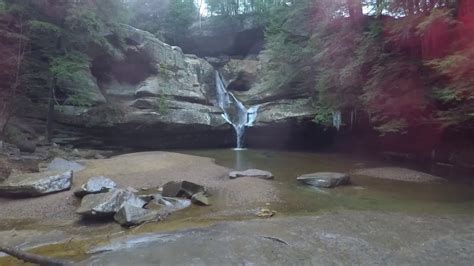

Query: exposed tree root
[[0, 245, 73, 266]]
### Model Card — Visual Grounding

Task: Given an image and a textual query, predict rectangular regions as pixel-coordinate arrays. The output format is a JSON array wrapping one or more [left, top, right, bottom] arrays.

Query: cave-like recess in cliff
[[91, 48, 155, 88]]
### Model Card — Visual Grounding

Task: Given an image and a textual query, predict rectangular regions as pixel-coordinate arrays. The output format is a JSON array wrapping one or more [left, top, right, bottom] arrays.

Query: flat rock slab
[[47, 158, 85, 173], [74, 176, 118, 198], [229, 169, 274, 180], [297, 172, 350, 188], [0, 171, 73, 197], [83, 211, 474, 265], [354, 167, 446, 183], [77, 189, 146, 217]]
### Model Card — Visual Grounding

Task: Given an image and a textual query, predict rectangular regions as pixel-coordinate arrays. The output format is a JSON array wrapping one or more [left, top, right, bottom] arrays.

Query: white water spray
[[215, 71, 260, 149]]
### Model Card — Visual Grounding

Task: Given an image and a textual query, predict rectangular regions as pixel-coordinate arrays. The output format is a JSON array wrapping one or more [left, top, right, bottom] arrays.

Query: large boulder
[[74, 176, 118, 198], [0, 171, 73, 197], [76, 189, 146, 217], [297, 172, 350, 188]]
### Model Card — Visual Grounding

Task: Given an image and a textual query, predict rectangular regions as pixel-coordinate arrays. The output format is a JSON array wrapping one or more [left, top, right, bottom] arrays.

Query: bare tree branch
[[0, 245, 73, 266]]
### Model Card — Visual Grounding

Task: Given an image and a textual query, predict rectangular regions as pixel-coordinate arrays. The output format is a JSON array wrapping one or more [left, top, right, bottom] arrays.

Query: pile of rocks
[[75, 177, 210, 226]]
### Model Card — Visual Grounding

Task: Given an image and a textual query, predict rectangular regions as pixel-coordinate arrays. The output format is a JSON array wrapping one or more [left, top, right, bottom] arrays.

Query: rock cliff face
[[12, 25, 325, 150], [16, 25, 233, 149], [170, 15, 265, 57], [217, 57, 317, 126]]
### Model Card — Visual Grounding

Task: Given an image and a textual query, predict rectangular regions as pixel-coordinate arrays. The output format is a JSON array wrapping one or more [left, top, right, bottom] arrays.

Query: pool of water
[[178, 149, 474, 215], [1, 149, 473, 265]]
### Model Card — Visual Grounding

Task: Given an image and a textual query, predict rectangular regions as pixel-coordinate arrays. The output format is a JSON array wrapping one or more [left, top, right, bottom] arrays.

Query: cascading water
[[215, 71, 259, 149]]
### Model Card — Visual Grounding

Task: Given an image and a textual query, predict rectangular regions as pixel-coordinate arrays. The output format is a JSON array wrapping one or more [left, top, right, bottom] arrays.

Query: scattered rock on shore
[[113, 203, 159, 226], [0, 171, 73, 197], [297, 172, 350, 188], [162, 181, 206, 198], [155, 196, 192, 211], [191, 192, 210, 206], [47, 157, 85, 173], [76, 189, 146, 217], [74, 176, 118, 198], [229, 169, 274, 180]]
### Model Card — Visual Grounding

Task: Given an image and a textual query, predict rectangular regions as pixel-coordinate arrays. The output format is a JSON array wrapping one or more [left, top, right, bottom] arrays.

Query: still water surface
[[179, 149, 474, 215]]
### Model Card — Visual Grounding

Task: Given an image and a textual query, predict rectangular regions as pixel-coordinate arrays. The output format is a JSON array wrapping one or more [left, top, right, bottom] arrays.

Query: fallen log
[[0, 245, 73, 266]]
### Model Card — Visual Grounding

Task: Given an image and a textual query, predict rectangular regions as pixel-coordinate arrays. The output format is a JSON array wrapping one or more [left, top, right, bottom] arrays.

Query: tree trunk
[[347, 0, 363, 21], [46, 85, 55, 143], [0, 245, 73, 266]]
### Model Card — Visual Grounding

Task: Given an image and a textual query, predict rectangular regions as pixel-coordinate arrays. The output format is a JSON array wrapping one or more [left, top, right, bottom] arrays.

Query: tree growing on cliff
[[261, 0, 472, 133], [0, 0, 129, 140], [127, 0, 197, 43], [0, 1, 28, 135]]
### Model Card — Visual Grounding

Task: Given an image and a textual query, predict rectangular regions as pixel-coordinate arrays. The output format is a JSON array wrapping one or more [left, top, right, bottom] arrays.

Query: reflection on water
[[179, 149, 474, 215]]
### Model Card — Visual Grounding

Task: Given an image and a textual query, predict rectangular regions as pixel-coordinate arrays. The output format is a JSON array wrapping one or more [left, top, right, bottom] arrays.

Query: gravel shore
[[0, 152, 278, 221]]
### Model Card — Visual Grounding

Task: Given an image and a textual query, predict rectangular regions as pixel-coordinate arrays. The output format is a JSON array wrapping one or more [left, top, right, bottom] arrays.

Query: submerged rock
[[47, 157, 85, 173], [76, 189, 146, 217], [229, 169, 274, 180], [0, 171, 73, 197], [162, 181, 206, 198], [191, 192, 210, 206], [297, 172, 350, 188], [74, 176, 118, 198], [353, 167, 446, 183], [113, 204, 159, 226]]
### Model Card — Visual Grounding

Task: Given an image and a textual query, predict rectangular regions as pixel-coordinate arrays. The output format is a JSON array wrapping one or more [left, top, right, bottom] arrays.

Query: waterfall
[[333, 111, 342, 131], [215, 71, 260, 149]]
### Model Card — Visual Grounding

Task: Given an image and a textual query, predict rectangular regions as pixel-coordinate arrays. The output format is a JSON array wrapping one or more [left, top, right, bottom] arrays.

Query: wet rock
[[354, 167, 446, 183], [297, 172, 350, 188], [155, 196, 191, 212], [47, 157, 85, 173], [74, 176, 118, 198], [229, 169, 274, 180], [144, 201, 166, 211], [125, 186, 139, 193], [136, 189, 162, 203], [76, 189, 146, 217], [162, 181, 206, 198], [113, 204, 158, 226], [191, 192, 210, 206], [0, 171, 73, 197]]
